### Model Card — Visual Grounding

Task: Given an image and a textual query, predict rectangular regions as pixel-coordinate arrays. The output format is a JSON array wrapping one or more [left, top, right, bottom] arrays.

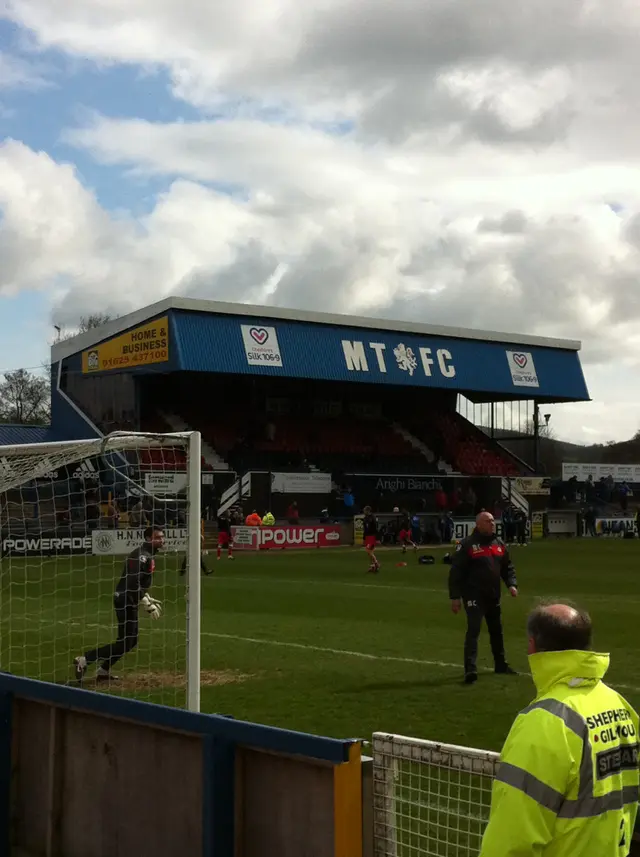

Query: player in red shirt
[[217, 512, 234, 560], [362, 506, 380, 573]]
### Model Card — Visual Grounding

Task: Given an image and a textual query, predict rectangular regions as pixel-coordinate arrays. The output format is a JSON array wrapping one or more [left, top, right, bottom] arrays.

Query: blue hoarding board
[[173, 310, 589, 401]]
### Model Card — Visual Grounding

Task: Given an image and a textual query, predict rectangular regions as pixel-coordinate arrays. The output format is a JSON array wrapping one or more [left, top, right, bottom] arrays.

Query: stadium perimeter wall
[[0, 672, 364, 857]]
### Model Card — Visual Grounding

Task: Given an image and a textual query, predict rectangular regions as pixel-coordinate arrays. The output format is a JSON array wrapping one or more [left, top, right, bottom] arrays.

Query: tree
[[56, 313, 115, 342], [0, 369, 50, 425], [522, 417, 556, 441]]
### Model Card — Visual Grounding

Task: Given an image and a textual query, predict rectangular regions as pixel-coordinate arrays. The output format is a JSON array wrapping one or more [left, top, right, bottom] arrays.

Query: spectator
[[105, 499, 120, 529], [343, 487, 355, 518], [514, 508, 528, 546], [619, 481, 631, 513], [502, 505, 514, 544], [583, 505, 597, 538], [410, 512, 421, 545], [435, 487, 448, 513], [439, 511, 454, 544], [585, 474, 596, 502], [129, 500, 149, 528], [449, 487, 461, 513], [605, 473, 615, 501], [463, 484, 477, 515], [287, 501, 300, 524]]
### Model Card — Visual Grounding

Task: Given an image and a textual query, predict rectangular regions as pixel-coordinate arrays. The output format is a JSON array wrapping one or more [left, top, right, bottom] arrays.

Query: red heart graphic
[[513, 353, 527, 368], [250, 327, 268, 345]]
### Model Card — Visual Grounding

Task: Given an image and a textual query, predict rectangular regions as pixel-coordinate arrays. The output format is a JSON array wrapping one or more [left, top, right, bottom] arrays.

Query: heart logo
[[513, 353, 528, 368], [250, 327, 269, 345]]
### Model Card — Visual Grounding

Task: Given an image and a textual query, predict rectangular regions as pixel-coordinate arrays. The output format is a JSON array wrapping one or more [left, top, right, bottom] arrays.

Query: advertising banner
[[451, 519, 532, 541], [82, 316, 169, 374], [1, 533, 92, 557], [562, 463, 640, 482], [512, 477, 550, 496], [144, 472, 188, 494], [270, 472, 332, 494], [231, 525, 342, 550], [92, 528, 187, 555], [593, 518, 636, 536], [531, 512, 544, 539], [240, 324, 283, 368]]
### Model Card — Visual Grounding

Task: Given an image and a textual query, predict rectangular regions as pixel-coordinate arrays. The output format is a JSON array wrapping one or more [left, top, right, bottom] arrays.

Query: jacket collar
[[528, 649, 610, 696], [471, 528, 495, 543]]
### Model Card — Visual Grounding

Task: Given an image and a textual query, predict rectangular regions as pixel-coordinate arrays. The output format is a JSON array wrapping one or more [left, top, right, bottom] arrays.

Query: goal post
[[372, 732, 499, 856], [0, 430, 202, 712]]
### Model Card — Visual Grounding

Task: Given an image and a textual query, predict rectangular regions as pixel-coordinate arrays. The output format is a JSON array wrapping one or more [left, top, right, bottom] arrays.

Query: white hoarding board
[[144, 472, 188, 494], [562, 463, 640, 482], [92, 528, 187, 555], [270, 472, 332, 494]]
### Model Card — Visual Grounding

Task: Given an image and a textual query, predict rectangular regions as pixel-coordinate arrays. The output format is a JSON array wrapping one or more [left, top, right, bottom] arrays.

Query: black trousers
[[463, 598, 507, 675], [84, 594, 139, 672]]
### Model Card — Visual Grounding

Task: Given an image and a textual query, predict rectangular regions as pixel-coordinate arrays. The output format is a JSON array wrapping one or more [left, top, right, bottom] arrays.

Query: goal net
[[372, 732, 499, 856], [0, 431, 202, 711]]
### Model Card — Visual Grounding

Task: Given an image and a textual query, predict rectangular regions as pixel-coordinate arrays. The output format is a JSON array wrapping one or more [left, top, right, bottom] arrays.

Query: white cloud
[[2, 0, 640, 443], [0, 50, 50, 90]]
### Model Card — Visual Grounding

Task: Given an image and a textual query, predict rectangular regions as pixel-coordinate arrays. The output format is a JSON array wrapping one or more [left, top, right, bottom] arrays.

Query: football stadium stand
[[0, 296, 591, 532], [44, 296, 587, 478]]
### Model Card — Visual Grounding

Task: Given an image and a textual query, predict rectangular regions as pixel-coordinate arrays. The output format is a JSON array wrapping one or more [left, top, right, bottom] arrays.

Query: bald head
[[475, 511, 496, 535], [527, 600, 592, 655]]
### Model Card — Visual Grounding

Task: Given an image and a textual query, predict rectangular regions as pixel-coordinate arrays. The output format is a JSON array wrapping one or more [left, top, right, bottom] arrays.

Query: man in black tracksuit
[[448, 511, 518, 684]]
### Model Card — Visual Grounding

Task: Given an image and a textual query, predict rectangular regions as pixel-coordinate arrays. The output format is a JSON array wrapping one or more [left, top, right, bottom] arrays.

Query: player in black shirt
[[398, 510, 418, 554], [73, 527, 165, 683], [362, 505, 380, 573]]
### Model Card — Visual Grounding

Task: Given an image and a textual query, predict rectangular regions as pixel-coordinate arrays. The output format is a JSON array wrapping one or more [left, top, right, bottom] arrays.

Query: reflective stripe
[[498, 763, 640, 818], [497, 763, 565, 813], [522, 698, 595, 798], [558, 785, 640, 819], [522, 698, 587, 740]]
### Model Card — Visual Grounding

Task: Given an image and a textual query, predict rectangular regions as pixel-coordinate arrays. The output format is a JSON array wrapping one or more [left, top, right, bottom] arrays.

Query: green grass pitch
[[1, 539, 639, 755]]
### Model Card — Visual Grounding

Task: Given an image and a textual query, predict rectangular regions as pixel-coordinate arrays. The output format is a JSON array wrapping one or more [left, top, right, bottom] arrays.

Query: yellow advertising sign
[[82, 317, 170, 374], [531, 512, 544, 539]]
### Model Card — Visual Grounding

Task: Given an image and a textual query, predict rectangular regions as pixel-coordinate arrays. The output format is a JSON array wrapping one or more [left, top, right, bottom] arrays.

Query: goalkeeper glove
[[140, 593, 162, 620]]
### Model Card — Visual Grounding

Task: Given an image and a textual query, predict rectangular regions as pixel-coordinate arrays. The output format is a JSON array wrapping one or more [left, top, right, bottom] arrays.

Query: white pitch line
[[195, 630, 640, 694], [211, 574, 640, 606], [214, 575, 445, 596], [6, 615, 640, 695], [83, 617, 640, 694]]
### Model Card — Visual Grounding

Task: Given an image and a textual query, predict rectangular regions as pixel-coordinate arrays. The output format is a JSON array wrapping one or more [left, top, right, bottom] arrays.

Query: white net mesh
[[0, 432, 200, 710], [372, 732, 499, 857]]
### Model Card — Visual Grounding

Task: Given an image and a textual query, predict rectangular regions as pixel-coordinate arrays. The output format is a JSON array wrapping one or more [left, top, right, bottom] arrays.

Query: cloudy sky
[[1, 0, 640, 444]]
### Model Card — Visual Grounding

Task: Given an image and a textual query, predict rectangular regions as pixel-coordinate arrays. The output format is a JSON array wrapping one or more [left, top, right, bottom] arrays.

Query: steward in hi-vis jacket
[[480, 602, 639, 857]]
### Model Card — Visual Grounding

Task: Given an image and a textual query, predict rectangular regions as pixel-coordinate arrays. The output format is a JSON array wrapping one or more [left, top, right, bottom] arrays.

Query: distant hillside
[[481, 428, 640, 477]]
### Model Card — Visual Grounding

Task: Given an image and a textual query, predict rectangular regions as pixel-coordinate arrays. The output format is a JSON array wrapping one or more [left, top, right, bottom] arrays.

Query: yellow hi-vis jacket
[[262, 513, 275, 526], [480, 649, 639, 857]]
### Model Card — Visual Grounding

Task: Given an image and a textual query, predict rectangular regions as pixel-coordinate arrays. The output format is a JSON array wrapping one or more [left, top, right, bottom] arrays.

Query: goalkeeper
[[73, 527, 165, 683]]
